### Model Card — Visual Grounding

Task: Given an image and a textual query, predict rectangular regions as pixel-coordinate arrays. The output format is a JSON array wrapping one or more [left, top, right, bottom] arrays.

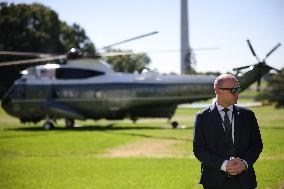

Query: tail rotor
[[233, 40, 281, 91]]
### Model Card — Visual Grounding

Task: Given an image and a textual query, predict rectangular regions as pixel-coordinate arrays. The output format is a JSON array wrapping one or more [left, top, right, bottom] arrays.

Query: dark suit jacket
[[193, 103, 263, 189]]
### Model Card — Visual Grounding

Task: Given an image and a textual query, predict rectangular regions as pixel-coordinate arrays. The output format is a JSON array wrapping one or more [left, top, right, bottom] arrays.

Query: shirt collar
[[213, 102, 233, 112]]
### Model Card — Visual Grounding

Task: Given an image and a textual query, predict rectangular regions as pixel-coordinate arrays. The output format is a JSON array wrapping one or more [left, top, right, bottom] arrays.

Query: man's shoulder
[[234, 105, 254, 115], [196, 106, 212, 116]]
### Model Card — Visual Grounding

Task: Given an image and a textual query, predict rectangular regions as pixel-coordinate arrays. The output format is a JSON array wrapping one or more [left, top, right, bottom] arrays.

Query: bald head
[[214, 74, 240, 107], [214, 74, 238, 90]]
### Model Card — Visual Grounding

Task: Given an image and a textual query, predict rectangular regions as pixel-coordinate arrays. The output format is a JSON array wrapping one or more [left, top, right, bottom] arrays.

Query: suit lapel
[[209, 103, 225, 139], [233, 105, 241, 148]]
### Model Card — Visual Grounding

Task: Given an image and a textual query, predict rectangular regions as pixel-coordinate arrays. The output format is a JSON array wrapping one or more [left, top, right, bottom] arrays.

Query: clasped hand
[[226, 157, 246, 176]]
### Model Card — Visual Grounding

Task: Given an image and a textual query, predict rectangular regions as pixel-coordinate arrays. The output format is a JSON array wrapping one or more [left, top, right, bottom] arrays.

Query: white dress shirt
[[215, 103, 235, 143]]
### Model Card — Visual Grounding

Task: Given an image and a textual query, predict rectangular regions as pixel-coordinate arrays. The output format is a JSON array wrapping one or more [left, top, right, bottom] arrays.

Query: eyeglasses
[[219, 87, 242, 94]]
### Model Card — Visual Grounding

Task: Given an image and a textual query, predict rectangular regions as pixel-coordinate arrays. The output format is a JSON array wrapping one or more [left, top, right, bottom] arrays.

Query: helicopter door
[[105, 89, 121, 111], [105, 88, 129, 112]]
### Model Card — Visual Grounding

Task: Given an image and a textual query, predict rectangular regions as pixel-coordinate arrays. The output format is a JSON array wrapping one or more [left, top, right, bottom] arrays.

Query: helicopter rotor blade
[[264, 64, 281, 73], [99, 31, 159, 50], [101, 47, 219, 58], [247, 39, 261, 62], [264, 43, 281, 60], [256, 63, 263, 91], [0, 55, 66, 67], [0, 51, 52, 58], [101, 51, 145, 57], [233, 65, 252, 71], [256, 77, 261, 91]]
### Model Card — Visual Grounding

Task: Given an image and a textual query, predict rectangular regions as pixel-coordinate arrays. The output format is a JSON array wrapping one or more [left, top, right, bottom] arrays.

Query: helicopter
[[0, 31, 158, 99], [0, 39, 281, 130]]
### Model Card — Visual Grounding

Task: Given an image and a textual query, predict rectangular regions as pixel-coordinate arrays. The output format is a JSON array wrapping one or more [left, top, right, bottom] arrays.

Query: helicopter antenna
[[99, 31, 158, 50]]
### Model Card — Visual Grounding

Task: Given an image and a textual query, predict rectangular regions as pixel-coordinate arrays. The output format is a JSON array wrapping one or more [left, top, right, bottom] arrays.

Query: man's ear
[[215, 88, 220, 95]]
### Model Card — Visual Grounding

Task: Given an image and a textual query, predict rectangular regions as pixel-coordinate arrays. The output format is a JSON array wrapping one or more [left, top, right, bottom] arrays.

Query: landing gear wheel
[[65, 118, 74, 129], [43, 121, 54, 130], [171, 121, 178, 129]]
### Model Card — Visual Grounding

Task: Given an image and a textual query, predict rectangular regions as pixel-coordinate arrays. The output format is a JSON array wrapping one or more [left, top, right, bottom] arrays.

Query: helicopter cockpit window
[[10, 85, 26, 99], [55, 68, 104, 79]]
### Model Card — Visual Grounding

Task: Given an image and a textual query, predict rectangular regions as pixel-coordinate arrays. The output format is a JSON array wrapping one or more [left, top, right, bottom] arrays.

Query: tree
[[59, 22, 95, 55], [185, 48, 197, 74], [102, 49, 150, 73], [256, 68, 284, 108], [0, 2, 95, 54], [0, 2, 149, 73]]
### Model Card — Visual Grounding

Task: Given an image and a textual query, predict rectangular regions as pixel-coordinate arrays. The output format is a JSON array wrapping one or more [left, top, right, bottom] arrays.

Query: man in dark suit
[[193, 74, 263, 189]]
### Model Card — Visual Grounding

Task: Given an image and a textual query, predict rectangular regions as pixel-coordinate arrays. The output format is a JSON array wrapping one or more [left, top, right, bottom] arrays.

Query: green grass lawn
[[0, 105, 283, 189]]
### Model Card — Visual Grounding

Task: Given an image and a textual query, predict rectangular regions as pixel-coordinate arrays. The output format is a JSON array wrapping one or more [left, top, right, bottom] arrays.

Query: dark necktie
[[222, 108, 235, 157]]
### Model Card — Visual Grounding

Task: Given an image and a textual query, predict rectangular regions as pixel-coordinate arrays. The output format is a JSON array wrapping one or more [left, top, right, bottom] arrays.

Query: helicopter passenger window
[[38, 68, 55, 80], [55, 68, 104, 79]]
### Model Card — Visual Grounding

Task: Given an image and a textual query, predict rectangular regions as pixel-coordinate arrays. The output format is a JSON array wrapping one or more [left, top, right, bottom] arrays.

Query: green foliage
[[60, 22, 95, 56], [256, 69, 284, 108], [0, 2, 95, 55], [0, 2, 149, 72], [103, 49, 150, 73], [182, 49, 197, 74]]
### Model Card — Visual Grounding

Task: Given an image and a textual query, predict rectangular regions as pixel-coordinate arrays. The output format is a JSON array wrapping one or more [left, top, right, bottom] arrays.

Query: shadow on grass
[[108, 131, 192, 142], [6, 123, 194, 132], [4, 124, 193, 141]]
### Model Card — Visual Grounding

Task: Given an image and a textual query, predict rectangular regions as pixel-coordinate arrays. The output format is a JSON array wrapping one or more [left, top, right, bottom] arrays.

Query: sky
[[5, 0, 284, 74]]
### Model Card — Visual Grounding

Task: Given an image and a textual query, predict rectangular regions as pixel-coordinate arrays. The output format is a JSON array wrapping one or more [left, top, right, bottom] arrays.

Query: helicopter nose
[[1, 85, 16, 115], [1, 92, 12, 110]]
